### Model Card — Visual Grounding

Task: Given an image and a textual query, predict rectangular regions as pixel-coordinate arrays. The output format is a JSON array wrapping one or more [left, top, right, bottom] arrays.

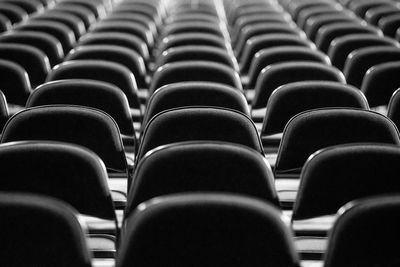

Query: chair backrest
[[344, 46, 400, 88], [361, 61, 400, 107], [262, 81, 369, 135], [0, 141, 116, 221], [305, 13, 357, 41], [46, 60, 140, 109], [365, 6, 400, 25], [252, 62, 345, 109], [275, 108, 400, 175], [0, 193, 92, 267], [137, 107, 264, 161], [65, 45, 147, 88], [157, 33, 228, 53], [0, 3, 28, 23], [0, 43, 50, 87], [324, 195, 400, 267], [1, 105, 127, 174], [149, 61, 242, 93], [143, 82, 249, 126], [118, 193, 300, 267], [248, 46, 330, 87], [387, 88, 400, 128], [0, 31, 64, 67], [328, 34, 398, 70], [27, 79, 135, 137], [0, 59, 31, 106], [126, 141, 279, 215]]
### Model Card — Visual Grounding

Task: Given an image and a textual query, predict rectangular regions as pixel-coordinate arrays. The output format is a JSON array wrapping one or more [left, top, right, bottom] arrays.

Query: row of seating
[[0, 0, 400, 266]]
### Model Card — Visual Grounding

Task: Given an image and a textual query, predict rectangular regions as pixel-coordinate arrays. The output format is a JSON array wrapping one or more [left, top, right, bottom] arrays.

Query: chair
[[239, 34, 315, 75], [104, 13, 157, 37], [1, 106, 128, 182], [27, 79, 137, 152], [161, 21, 225, 39], [247, 47, 330, 88], [53, 4, 96, 29], [126, 141, 279, 216], [0, 43, 50, 87], [387, 88, 400, 128], [344, 46, 400, 88], [30, 11, 86, 39], [261, 81, 369, 137], [156, 45, 238, 72], [364, 6, 400, 25], [251, 62, 345, 111], [65, 45, 147, 89], [0, 59, 31, 106], [315, 22, 381, 53], [15, 20, 76, 54], [297, 6, 347, 30], [349, 0, 395, 18], [142, 82, 249, 127], [149, 61, 242, 94], [57, 0, 107, 19], [118, 193, 300, 267], [328, 34, 398, 70], [0, 31, 64, 67], [0, 0, 43, 14], [324, 195, 400, 267], [46, 60, 141, 111], [293, 144, 400, 222], [361, 61, 400, 108], [0, 192, 91, 267], [137, 107, 263, 162], [0, 3, 28, 24], [275, 109, 400, 178], [78, 32, 150, 64]]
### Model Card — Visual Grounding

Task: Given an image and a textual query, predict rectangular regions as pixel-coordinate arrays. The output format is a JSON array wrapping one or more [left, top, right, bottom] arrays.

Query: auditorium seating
[[1, 0, 400, 265]]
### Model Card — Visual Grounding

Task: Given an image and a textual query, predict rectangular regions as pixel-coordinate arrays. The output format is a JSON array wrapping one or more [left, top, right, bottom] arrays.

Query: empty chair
[[297, 5, 346, 30], [293, 144, 400, 222], [126, 141, 279, 216], [161, 21, 225, 39], [156, 33, 228, 55], [324, 195, 400, 267], [361, 61, 400, 108], [275, 109, 400, 178], [15, 21, 76, 54], [305, 13, 358, 41], [365, 6, 400, 25], [1, 0, 44, 14], [387, 88, 400, 128], [344, 46, 400, 88], [78, 32, 150, 64], [252, 62, 345, 113], [0, 43, 50, 87], [328, 34, 398, 70], [27, 79, 136, 151], [57, 0, 107, 19], [0, 3, 28, 24], [46, 60, 141, 111], [315, 22, 381, 53], [349, 0, 395, 18], [118, 193, 299, 267], [142, 82, 249, 127], [65, 45, 147, 89], [104, 13, 157, 37], [0, 59, 31, 106], [30, 11, 86, 40], [53, 4, 96, 29], [137, 107, 263, 162], [90, 21, 154, 50], [1, 106, 128, 181], [156, 46, 238, 72], [149, 61, 242, 93], [239, 34, 315, 75], [234, 23, 303, 56], [379, 14, 400, 38], [247, 47, 330, 88], [0, 31, 64, 67], [0, 193, 91, 267], [261, 81, 369, 137]]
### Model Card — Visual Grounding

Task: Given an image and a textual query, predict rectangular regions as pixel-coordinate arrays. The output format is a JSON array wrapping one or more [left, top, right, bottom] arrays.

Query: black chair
[[27, 79, 137, 152], [275, 108, 400, 178], [53, 4, 96, 29], [126, 141, 279, 216], [149, 61, 242, 94], [0, 59, 31, 106], [328, 34, 398, 70], [365, 6, 400, 25], [324, 195, 400, 267], [118, 193, 300, 267], [344, 46, 400, 88], [0, 192, 92, 267], [143, 82, 249, 127], [379, 14, 400, 37], [0, 3, 28, 24], [137, 107, 263, 162]]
